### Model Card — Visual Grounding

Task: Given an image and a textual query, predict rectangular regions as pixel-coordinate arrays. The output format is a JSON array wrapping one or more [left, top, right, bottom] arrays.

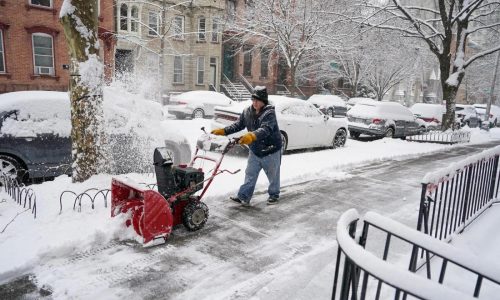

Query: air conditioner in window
[[36, 66, 54, 75]]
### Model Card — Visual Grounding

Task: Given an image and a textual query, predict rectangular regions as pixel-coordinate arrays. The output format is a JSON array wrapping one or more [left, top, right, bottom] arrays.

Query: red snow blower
[[111, 128, 240, 244]]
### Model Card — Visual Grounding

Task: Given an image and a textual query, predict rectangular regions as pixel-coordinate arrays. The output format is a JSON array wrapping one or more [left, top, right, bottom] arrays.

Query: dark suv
[[347, 101, 421, 139], [0, 90, 191, 183]]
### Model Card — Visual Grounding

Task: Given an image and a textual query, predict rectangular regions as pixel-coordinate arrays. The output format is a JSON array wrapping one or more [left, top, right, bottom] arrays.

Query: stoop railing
[[332, 209, 500, 300], [332, 145, 500, 299], [416, 145, 500, 242]]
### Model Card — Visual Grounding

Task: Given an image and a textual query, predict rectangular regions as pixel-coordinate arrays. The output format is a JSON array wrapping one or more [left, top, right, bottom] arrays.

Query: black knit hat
[[251, 86, 268, 105]]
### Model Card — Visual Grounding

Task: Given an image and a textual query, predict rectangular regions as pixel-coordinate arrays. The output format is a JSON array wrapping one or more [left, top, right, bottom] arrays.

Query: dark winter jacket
[[224, 105, 282, 157]]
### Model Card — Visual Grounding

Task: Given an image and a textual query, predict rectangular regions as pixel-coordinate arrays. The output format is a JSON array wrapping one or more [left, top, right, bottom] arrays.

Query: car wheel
[[349, 131, 360, 139], [385, 127, 394, 138], [332, 129, 347, 148], [419, 126, 426, 134], [182, 201, 209, 231], [327, 108, 334, 117], [192, 109, 205, 119], [0, 155, 25, 184], [280, 131, 288, 154]]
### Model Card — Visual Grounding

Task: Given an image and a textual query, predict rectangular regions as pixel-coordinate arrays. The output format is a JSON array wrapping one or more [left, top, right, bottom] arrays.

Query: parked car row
[[0, 90, 192, 183]]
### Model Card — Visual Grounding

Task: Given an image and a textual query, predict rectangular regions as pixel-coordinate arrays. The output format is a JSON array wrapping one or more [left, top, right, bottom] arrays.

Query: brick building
[[0, 0, 115, 94]]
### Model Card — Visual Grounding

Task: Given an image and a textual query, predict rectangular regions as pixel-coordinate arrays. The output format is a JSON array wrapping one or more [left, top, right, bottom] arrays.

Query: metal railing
[[406, 130, 471, 144], [0, 173, 37, 219], [416, 146, 500, 242], [332, 209, 485, 300], [222, 74, 243, 101]]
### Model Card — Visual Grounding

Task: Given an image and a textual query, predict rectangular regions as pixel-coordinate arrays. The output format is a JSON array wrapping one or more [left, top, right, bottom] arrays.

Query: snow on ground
[[1, 115, 500, 298]]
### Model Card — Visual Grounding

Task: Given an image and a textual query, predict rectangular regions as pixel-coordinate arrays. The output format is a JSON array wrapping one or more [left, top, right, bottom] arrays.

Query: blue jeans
[[237, 150, 281, 203]]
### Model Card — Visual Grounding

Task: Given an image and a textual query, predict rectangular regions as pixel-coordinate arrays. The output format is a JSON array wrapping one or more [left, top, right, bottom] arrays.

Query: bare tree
[[60, 0, 105, 182], [358, 0, 500, 129], [226, 0, 345, 96]]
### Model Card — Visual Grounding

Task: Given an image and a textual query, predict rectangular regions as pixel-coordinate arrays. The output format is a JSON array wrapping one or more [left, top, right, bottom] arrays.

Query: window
[[211, 19, 219, 43], [243, 46, 252, 76], [131, 6, 139, 32], [197, 56, 205, 85], [31, 0, 51, 8], [260, 48, 269, 78], [0, 30, 5, 73], [173, 56, 183, 84], [120, 4, 128, 31], [148, 11, 158, 36], [146, 53, 159, 75], [198, 17, 206, 41], [173, 16, 184, 39], [32, 33, 54, 75]]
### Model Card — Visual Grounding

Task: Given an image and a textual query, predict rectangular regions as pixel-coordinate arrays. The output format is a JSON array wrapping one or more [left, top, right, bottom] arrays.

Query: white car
[[473, 104, 500, 127], [346, 97, 376, 110], [207, 95, 348, 153], [167, 91, 234, 119], [307, 94, 347, 117], [409, 103, 445, 131]]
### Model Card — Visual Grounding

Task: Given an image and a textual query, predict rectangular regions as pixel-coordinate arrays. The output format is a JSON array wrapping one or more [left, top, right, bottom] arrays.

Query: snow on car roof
[[308, 94, 346, 107], [173, 90, 233, 102], [410, 103, 445, 119], [348, 101, 415, 121]]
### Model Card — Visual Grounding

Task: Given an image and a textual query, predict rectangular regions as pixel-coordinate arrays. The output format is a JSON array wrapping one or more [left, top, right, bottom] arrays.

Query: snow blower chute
[[111, 129, 240, 244]]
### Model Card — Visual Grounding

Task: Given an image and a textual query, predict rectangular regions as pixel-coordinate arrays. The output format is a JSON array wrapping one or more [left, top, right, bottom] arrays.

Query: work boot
[[267, 197, 279, 205]]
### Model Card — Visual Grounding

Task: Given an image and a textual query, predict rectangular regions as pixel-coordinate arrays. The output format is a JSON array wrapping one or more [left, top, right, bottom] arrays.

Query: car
[[473, 104, 500, 127], [409, 103, 445, 131], [206, 95, 348, 153], [0, 89, 191, 183], [347, 101, 421, 139], [346, 97, 376, 110], [167, 90, 234, 119], [455, 104, 480, 128], [307, 94, 347, 117]]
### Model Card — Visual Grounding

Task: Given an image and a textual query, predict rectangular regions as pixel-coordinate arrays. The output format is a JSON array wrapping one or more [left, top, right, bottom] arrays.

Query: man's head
[[251, 86, 268, 106]]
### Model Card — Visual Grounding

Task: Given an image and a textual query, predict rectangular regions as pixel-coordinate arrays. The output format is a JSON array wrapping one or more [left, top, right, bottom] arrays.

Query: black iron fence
[[416, 147, 500, 242], [331, 210, 487, 300]]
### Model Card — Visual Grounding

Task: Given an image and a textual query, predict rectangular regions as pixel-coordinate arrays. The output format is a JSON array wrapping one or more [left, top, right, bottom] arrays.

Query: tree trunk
[[60, 0, 105, 182]]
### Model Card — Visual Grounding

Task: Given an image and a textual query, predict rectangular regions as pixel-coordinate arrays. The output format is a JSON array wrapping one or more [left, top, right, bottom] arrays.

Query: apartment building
[[0, 0, 115, 94], [115, 0, 225, 99]]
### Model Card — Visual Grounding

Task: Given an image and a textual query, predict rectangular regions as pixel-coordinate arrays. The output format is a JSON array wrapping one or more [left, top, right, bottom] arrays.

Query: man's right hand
[[211, 128, 225, 136]]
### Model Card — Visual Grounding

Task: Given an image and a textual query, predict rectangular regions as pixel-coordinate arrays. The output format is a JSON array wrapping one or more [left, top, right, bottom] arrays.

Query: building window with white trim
[[211, 18, 219, 43], [173, 56, 183, 84], [31, 0, 52, 8], [120, 4, 128, 31], [173, 16, 184, 39], [148, 11, 158, 36], [0, 30, 5, 73], [198, 17, 206, 41], [131, 6, 139, 32], [32, 33, 54, 76], [197, 56, 205, 85]]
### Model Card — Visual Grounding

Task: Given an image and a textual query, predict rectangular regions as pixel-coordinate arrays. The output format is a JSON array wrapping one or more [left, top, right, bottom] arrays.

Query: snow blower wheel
[[182, 201, 209, 231]]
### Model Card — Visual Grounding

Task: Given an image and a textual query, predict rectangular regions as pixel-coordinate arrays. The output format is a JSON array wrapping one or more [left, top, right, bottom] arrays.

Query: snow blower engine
[[111, 131, 240, 244]]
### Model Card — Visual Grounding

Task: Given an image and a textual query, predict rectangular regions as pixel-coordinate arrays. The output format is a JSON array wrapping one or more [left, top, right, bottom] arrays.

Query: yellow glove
[[211, 128, 225, 136], [239, 132, 257, 145]]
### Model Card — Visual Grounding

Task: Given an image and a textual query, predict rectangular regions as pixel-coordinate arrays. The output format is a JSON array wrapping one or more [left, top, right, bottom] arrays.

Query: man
[[211, 86, 282, 206]]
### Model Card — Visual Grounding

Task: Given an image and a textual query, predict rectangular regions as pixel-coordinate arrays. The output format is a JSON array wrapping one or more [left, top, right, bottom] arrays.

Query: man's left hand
[[239, 132, 257, 145]]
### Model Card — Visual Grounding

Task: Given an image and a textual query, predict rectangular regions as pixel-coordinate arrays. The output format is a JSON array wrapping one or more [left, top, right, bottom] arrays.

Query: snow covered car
[[473, 104, 500, 127], [0, 89, 191, 183], [409, 103, 445, 131], [167, 90, 234, 119], [455, 104, 480, 128], [205, 95, 348, 153], [347, 101, 421, 139], [346, 97, 376, 110], [307, 94, 347, 117]]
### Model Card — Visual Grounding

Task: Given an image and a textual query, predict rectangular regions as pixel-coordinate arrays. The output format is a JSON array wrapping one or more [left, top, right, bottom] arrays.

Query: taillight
[[372, 118, 382, 124], [177, 101, 187, 105]]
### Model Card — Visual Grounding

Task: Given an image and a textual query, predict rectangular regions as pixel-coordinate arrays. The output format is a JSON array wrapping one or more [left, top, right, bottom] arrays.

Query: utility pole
[[486, 51, 500, 123]]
